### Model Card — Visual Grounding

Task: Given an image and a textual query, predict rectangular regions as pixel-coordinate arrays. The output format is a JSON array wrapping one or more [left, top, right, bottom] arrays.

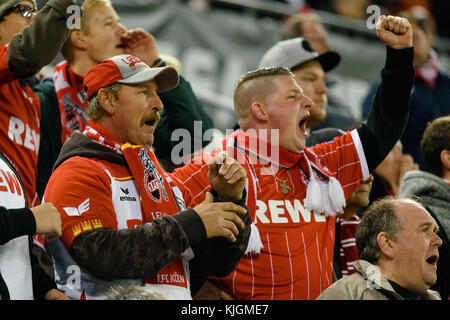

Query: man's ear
[[97, 89, 115, 115], [441, 149, 450, 171], [250, 102, 268, 122], [70, 30, 87, 50], [377, 232, 396, 259]]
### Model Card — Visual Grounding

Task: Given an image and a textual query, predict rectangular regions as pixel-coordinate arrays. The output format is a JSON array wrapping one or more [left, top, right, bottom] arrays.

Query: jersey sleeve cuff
[[350, 128, 370, 181]]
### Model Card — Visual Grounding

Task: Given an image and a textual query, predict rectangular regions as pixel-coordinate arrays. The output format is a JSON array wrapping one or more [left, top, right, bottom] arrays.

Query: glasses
[[2, 4, 36, 20]]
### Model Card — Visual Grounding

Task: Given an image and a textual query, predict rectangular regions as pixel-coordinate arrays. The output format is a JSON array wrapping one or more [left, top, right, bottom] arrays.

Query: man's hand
[[193, 192, 246, 243], [207, 151, 247, 201], [376, 15, 412, 49], [45, 289, 71, 300], [121, 28, 159, 66], [194, 280, 234, 300], [30, 203, 62, 242]]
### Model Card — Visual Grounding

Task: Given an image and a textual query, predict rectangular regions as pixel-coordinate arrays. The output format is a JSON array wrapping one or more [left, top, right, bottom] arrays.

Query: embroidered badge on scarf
[[138, 148, 169, 203]]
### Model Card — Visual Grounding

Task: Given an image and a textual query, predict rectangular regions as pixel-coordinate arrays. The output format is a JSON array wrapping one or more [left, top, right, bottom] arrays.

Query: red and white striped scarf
[[53, 61, 88, 144], [415, 49, 438, 90]]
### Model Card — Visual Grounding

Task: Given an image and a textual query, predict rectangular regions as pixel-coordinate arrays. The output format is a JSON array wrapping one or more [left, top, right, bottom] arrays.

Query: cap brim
[[117, 66, 179, 93], [315, 51, 341, 72]]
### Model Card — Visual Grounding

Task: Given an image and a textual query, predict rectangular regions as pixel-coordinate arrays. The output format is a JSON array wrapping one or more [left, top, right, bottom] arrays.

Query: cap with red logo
[[83, 54, 179, 100]]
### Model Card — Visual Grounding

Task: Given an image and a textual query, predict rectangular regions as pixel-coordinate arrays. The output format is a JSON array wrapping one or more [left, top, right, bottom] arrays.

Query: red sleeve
[[171, 153, 213, 206], [0, 45, 14, 85], [43, 157, 118, 250], [309, 130, 369, 199]]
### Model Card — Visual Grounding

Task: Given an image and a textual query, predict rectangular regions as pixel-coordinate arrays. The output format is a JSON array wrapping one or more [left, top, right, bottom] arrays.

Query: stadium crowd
[[0, 0, 448, 301]]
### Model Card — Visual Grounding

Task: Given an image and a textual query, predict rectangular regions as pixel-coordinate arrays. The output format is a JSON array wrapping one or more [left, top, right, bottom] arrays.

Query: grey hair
[[356, 196, 405, 264], [106, 285, 169, 300], [87, 82, 122, 121]]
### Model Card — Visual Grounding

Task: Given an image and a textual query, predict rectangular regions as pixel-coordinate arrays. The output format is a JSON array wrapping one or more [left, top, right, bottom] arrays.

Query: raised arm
[[7, 0, 78, 79], [357, 15, 414, 173]]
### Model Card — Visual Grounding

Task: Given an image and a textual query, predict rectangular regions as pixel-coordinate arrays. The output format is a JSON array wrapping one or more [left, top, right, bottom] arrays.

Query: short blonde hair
[[61, 0, 112, 62], [233, 67, 293, 127]]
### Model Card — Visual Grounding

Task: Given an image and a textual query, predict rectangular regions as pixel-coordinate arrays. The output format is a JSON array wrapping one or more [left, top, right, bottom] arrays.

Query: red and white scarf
[[53, 61, 88, 144], [217, 130, 346, 254], [415, 49, 439, 90], [83, 121, 194, 292]]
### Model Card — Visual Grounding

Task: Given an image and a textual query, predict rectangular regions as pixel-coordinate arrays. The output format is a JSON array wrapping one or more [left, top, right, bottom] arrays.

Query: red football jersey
[[173, 130, 369, 299], [0, 45, 41, 206]]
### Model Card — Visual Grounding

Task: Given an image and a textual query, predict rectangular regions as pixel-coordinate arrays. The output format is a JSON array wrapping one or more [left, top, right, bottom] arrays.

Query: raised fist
[[376, 15, 413, 49]]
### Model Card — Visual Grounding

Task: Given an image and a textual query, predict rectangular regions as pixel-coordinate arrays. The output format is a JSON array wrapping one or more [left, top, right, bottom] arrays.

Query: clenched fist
[[30, 202, 62, 242], [376, 15, 413, 49]]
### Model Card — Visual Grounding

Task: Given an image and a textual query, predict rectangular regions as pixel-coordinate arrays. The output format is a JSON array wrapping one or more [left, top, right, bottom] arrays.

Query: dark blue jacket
[[362, 72, 450, 171]]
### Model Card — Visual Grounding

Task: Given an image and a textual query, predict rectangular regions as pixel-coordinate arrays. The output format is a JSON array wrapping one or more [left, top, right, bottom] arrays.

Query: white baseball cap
[[83, 54, 179, 100], [259, 37, 341, 72]]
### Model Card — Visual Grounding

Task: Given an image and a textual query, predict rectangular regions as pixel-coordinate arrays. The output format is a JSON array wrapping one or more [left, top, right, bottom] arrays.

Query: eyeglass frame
[[0, 3, 36, 21]]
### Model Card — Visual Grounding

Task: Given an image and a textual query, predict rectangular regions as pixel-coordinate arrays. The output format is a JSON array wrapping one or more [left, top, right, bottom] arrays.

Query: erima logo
[[63, 198, 89, 216], [120, 187, 136, 202]]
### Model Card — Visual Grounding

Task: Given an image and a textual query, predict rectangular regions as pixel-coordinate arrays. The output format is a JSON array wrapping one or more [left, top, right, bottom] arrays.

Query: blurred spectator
[[279, 13, 357, 131], [362, 7, 450, 171], [369, 140, 419, 204], [430, 0, 450, 38], [400, 115, 450, 300], [317, 196, 442, 300], [306, 128, 374, 280], [332, 0, 370, 20], [259, 37, 357, 132]]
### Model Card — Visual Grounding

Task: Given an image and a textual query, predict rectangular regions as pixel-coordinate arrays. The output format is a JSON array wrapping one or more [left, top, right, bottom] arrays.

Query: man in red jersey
[[172, 15, 415, 300]]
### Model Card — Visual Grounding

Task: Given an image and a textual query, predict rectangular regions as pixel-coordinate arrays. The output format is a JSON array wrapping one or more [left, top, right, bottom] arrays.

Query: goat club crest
[[139, 149, 168, 203]]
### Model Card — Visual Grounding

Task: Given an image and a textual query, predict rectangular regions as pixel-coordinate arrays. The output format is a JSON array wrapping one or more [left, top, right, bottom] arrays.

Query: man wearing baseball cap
[[43, 54, 251, 300], [259, 37, 356, 132]]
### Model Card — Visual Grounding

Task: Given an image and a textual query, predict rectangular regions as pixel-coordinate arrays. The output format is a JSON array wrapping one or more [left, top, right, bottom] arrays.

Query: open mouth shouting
[[142, 112, 161, 131], [298, 112, 310, 137], [425, 253, 439, 268]]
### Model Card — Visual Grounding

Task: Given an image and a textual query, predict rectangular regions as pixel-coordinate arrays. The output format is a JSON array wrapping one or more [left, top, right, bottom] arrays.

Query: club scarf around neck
[[222, 130, 346, 219], [83, 121, 194, 293], [415, 49, 439, 90], [83, 121, 183, 222], [53, 61, 88, 144]]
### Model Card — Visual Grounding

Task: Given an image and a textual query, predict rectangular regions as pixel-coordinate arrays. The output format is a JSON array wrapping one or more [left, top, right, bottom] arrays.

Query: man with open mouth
[[172, 15, 418, 300], [317, 196, 442, 300]]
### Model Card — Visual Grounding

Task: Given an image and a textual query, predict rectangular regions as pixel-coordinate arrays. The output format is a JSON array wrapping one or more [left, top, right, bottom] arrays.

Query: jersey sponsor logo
[[0, 168, 23, 196], [63, 198, 90, 216], [255, 199, 326, 224], [8, 116, 40, 155], [119, 187, 137, 202], [139, 149, 168, 203]]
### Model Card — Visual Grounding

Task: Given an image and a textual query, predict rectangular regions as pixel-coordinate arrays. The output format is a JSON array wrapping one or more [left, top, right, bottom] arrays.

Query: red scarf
[[415, 49, 438, 90], [222, 130, 346, 220], [83, 121, 193, 291], [337, 215, 360, 276], [53, 61, 88, 144]]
